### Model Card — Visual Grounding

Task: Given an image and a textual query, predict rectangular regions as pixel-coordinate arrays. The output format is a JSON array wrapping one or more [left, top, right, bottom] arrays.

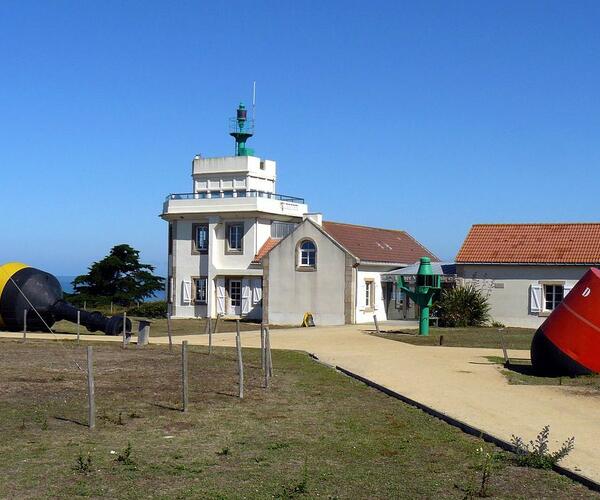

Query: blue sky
[[1, 1, 599, 276]]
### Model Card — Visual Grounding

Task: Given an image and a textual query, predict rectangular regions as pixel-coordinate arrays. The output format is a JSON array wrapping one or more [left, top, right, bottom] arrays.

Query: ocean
[[56, 276, 166, 301]]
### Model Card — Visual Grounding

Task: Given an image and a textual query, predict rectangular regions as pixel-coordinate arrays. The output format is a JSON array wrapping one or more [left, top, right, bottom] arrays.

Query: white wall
[[266, 222, 348, 326], [457, 264, 591, 328], [355, 267, 388, 323], [172, 220, 209, 318]]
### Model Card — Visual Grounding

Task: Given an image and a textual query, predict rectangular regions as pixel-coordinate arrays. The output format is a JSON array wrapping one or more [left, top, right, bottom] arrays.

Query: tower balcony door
[[227, 279, 242, 316]]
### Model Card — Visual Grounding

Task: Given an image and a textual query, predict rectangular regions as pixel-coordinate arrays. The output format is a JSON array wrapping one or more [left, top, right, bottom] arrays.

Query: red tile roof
[[456, 223, 600, 264], [321, 221, 438, 264], [252, 238, 281, 263]]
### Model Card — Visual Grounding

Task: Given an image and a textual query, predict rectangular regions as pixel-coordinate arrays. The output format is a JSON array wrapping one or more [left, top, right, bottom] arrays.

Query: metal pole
[[167, 303, 173, 352], [498, 329, 509, 366], [22, 309, 27, 342], [87, 346, 95, 430], [77, 310, 81, 343], [236, 320, 243, 399], [419, 304, 430, 336], [181, 340, 189, 412]]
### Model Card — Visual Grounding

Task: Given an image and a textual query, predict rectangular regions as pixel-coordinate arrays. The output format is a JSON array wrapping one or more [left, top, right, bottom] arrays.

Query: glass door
[[228, 279, 242, 315]]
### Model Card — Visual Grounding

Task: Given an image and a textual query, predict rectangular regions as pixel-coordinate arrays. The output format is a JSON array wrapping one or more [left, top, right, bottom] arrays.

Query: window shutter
[[182, 280, 192, 305], [241, 278, 251, 314], [530, 285, 542, 313], [216, 278, 225, 314], [252, 278, 262, 303]]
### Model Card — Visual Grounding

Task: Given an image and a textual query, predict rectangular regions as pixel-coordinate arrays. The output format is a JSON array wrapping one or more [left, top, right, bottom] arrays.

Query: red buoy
[[531, 267, 600, 376]]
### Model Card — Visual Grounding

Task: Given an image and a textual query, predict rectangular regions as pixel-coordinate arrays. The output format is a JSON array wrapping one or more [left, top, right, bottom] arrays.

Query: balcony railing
[[166, 190, 305, 204]]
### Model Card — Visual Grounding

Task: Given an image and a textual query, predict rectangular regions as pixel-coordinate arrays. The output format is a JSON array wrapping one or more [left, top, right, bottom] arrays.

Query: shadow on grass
[[151, 402, 182, 412], [54, 415, 88, 427]]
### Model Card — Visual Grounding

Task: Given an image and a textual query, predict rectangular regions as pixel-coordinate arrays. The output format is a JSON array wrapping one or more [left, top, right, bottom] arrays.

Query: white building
[[161, 106, 438, 324], [456, 223, 600, 328], [262, 218, 437, 325], [161, 153, 309, 320]]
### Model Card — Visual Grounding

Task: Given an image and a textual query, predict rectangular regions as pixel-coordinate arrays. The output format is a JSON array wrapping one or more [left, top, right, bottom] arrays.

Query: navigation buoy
[[0, 262, 130, 335], [531, 267, 600, 376]]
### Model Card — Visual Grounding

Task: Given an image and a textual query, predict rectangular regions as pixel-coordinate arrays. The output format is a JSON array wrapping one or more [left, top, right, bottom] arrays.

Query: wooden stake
[[214, 314, 220, 334], [181, 340, 189, 412], [77, 310, 81, 343], [207, 317, 213, 355], [373, 314, 380, 334], [167, 303, 173, 352], [498, 329, 510, 366], [122, 312, 127, 349], [265, 327, 273, 378], [87, 346, 95, 430], [260, 324, 265, 370], [236, 320, 244, 399], [22, 309, 27, 342]]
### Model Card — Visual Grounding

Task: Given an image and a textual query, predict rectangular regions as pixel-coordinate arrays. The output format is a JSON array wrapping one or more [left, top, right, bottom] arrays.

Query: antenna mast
[[252, 81, 256, 121]]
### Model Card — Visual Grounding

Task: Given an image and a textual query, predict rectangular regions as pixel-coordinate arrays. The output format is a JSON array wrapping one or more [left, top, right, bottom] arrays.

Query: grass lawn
[[486, 356, 600, 395], [0, 340, 595, 499], [370, 327, 536, 350], [52, 317, 289, 337]]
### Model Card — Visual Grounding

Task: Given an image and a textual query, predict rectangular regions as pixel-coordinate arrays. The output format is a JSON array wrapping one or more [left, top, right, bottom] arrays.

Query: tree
[[72, 244, 165, 306]]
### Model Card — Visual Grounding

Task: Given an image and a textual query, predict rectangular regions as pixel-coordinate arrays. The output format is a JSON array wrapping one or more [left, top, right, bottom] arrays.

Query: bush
[[511, 425, 574, 469], [127, 301, 168, 318], [434, 284, 490, 327]]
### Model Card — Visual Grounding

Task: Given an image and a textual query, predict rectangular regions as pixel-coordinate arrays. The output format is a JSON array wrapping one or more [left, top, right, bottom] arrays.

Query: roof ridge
[[470, 222, 600, 227]]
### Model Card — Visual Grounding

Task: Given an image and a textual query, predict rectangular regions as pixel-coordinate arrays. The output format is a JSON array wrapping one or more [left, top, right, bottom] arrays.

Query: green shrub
[[510, 426, 574, 469], [127, 301, 168, 318], [434, 284, 490, 327]]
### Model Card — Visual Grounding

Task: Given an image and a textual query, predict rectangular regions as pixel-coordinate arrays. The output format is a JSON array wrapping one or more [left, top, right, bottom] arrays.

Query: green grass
[[486, 356, 600, 394], [370, 327, 535, 350], [0, 339, 596, 499]]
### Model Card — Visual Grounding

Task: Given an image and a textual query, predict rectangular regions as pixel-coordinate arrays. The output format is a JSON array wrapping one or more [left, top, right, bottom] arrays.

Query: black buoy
[[0, 262, 130, 335]]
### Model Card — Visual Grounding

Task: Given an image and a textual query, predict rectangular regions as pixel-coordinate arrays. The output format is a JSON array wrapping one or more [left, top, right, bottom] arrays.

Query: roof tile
[[456, 223, 600, 264]]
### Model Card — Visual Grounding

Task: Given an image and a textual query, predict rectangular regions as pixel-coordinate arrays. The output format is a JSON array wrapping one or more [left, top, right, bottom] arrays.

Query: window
[[298, 240, 316, 267], [168, 223, 173, 255], [192, 224, 208, 253], [193, 277, 208, 304], [365, 280, 375, 308], [544, 284, 564, 311], [226, 223, 244, 252], [271, 221, 296, 239]]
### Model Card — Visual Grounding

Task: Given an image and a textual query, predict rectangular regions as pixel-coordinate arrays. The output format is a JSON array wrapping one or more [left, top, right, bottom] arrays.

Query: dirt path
[[2, 325, 599, 484]]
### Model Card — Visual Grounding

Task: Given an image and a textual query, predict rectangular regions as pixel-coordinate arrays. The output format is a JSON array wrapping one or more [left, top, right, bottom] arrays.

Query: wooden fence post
[[122, 312, 128, 349], [207, 317, 213, 355], [77, 310, 81, 343], [181, 340, 189, 412], [498, 329, 510, 367], [373, 314, 380, 335], [87, 346, 95, 430], [236, 320, 244, 399], [167, 303, 173, 352], [22, 309, 27, 342], [266, 327, 273, 378], [260, 324, 266, 370]]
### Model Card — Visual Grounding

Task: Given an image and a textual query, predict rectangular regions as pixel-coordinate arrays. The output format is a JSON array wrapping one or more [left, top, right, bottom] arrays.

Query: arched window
[[298, 240, 316, 267]]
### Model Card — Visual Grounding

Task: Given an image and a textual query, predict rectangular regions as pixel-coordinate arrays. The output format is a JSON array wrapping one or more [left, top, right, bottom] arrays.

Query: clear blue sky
[[2, 1, 599, 277]]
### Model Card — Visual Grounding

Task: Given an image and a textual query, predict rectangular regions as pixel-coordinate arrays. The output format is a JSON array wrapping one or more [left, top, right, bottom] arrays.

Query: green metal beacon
[[396, 257, 441, 336]]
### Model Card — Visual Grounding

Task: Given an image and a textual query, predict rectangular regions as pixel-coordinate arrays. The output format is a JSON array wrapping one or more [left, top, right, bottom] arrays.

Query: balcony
[[162, 190, 308, 219]]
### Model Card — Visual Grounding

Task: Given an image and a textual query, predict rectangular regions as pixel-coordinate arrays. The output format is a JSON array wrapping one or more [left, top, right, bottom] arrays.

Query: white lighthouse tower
[[160, 104, 309, 319]]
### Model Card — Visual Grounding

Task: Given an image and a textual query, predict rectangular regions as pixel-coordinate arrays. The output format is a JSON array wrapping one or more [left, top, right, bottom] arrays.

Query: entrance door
[[228, 279, 242, 316]]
